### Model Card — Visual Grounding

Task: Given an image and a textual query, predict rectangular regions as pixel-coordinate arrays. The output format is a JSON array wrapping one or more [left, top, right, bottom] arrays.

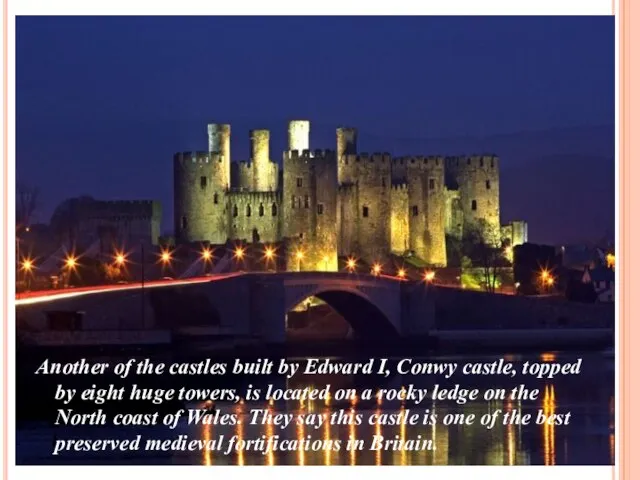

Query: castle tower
[[174, 151, 228, 244], [207, 123, 231, 189], [288, 120, 310, 151], [349, 153, 392, 264], [251, 129, 271, 191], [337, 127, 358, 184], [283, 149, 338, 272], [445, 155, 500, 244]]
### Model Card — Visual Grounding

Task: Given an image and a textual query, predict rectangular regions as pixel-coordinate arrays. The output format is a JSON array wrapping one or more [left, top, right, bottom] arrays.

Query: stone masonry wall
[[390, 183, 409, 255], [226, 191, 282, 244], [174, 151, 228, 244]]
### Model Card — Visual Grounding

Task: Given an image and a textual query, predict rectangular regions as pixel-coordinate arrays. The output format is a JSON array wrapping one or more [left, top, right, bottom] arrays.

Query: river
[[15, 350, 614, 465]]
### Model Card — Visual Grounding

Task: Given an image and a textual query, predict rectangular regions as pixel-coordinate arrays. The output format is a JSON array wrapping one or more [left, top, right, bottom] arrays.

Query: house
[[582, 266, 615, 303]]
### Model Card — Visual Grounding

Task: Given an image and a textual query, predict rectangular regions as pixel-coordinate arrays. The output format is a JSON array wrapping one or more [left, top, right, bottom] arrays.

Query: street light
[[423, 270, 435, 283], [158, 248, 173, 277], [21, 258, 34, 290], [346, 257, 357, 273], [397, 268, 406, 279], [234, 246, 245, 260], [65, 255, 78, 270], [201, 247, 213, 274], [201, 248, 212, 262], [263, 246, 276, 272], [114, 250, 126, 267], [372, 263, 382, 276]]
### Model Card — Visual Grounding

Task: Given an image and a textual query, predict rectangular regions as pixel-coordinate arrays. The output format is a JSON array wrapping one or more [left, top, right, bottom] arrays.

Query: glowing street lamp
[[157, 248, 173, 277], [372, 263, 382, 276], [264, 246, 275, 260], [65, 255, 78, 270], [21, 258, 33, 273], [160, 250, 172, 265], [20, 257, 34, 290], [234, 246, 245, 261], [263, 246, 276, 272], [397, 268, 406, 279], [346, 257, 357, 273], [423, 270, 435, 283], [114, 250, 126, 267]]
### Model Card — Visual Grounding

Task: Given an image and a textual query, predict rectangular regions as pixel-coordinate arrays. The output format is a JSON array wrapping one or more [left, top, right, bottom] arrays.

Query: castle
[[174, 120, 527, 271]]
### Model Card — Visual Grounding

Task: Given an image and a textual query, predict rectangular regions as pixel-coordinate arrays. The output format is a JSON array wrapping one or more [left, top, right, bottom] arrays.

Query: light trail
[[15, 272, 244, 306]]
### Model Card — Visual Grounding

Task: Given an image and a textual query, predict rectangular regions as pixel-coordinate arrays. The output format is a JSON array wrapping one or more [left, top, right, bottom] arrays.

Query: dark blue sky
[[16, 16, 615, 244]]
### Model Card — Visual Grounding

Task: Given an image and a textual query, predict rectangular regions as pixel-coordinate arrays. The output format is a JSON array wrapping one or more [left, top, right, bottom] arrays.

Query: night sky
[[16, 16, 615, 245]]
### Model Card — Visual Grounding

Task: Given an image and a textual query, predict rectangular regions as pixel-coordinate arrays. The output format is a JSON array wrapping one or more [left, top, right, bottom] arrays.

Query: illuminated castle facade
[[173, 120, 526, 271]]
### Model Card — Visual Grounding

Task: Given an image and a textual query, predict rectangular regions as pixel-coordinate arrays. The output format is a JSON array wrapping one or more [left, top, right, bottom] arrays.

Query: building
[[50, 196, 162, 251], [174, 120, 526, 271], [581, 266, 615, 303]]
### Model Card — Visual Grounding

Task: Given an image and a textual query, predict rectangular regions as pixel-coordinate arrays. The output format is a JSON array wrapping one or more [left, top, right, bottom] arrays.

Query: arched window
[[233, 205, 238, 217], [272, 203, 278, 216], [259, 204, 264, 217], [246, 205, 252, 217]]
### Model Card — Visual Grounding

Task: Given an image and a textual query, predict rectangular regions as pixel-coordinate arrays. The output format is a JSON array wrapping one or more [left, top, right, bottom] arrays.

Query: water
[[16, 351, 614, 465]]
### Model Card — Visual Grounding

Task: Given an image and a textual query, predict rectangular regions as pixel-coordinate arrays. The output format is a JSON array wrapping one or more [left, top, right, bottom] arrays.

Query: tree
[[464, 219, 506, 293], [16, 183, 39, 231]]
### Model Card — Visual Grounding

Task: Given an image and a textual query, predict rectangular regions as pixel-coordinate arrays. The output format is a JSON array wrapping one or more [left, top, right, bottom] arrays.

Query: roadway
[[15, 271, 410, 307], [14, 272, 245, 306]]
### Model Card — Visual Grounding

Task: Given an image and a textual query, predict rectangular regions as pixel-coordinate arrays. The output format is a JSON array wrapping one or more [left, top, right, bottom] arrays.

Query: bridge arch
[[284, 284, 400, 340]]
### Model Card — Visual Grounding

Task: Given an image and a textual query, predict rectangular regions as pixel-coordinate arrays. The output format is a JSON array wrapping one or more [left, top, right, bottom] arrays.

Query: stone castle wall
[[173, 151, 228, 244], [283, 149, 338, 271], [226, 191, 282, 244], [445, 155, 500, 243], [389, 183, 409, 255]]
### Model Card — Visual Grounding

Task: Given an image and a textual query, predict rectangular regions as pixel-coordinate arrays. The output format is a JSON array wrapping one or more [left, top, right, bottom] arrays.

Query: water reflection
[[183, 354, 612, 466], [543, 385, 556, 465]]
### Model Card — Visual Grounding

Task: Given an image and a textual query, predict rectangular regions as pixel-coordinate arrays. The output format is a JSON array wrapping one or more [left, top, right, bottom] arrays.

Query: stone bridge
[[16, 273, 436, 343]]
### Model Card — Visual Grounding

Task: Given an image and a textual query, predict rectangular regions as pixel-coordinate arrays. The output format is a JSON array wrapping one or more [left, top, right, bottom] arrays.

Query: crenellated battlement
[[174, 151, 226, 165], [446, 154, 499, 169], [226, 190, 281, 203], [236, 160, 253, 170], [390, 182, 408, 191], [284, 149, 336, 161], [342, 152, 392, 164], [392, 155, 445, 168]]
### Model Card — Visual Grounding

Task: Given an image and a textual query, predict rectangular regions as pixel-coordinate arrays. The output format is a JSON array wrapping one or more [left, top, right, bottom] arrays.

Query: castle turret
[[288, 120, 310, 151], [445, 155, 500, 244], [251, 129, 273, 191], [283, 149, 338, 271], [207, 123, 231, 189], [337, 127, 358, 184], [174, 151, 228, 244]]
